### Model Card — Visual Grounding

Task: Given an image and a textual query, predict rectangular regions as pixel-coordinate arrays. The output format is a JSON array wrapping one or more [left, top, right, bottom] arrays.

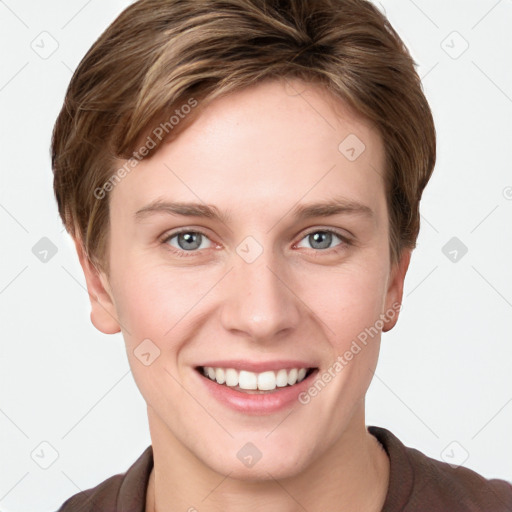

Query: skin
[[75, 78, 411, 512]]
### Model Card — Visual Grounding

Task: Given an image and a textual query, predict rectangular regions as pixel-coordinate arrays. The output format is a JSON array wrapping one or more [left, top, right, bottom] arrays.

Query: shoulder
[[56, 473, 123, 512], [368, 426, 512, 512], [406, 444, 512, 511], [56, 445, 153, 512]]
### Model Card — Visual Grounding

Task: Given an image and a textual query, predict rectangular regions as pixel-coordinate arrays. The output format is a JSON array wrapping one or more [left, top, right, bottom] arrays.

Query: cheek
[[110, 261, 217, 372], [110, 266, 189, 408], [114, 281, 168, 342], [303, 263, 387, 347], [111, 259, 188, 335]]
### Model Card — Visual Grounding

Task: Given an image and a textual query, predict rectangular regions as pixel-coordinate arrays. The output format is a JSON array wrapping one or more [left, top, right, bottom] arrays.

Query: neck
[[145, 407, 389, 512]]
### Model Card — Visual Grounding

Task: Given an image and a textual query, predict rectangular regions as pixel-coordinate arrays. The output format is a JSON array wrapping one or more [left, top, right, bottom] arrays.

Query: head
[[52, 0, 435, 480]]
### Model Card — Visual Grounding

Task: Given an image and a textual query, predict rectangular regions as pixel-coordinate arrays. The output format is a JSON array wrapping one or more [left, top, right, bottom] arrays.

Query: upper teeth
[[202, 367, 309, 391]]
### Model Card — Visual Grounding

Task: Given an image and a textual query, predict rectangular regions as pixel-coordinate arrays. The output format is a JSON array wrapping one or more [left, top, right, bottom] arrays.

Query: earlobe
[[382, 248, 412, 333], [73, 237, 121, 335]]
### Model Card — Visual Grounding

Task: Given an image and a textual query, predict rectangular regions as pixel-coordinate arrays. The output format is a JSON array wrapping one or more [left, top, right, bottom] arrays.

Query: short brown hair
[[51, 0, 436, 274]]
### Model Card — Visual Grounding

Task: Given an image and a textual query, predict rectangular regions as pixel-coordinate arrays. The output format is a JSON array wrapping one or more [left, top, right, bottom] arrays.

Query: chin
[[201, 439, 314, 481], [215, 458, 307, 482]]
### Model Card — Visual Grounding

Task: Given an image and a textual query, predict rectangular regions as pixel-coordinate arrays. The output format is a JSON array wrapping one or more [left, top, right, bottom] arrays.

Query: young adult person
[[52, 0, 512, 510]]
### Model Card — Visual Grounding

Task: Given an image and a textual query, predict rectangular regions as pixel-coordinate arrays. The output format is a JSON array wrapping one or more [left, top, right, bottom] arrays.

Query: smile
[[197, 366, 316, 393]]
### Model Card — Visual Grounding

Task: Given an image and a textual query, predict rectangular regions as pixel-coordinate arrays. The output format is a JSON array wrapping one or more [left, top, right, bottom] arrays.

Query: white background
[[0, 0, 511, 510]]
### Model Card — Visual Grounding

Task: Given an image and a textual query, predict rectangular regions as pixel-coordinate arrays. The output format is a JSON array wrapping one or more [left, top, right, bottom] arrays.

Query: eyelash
[[160, 228, 352, 259]]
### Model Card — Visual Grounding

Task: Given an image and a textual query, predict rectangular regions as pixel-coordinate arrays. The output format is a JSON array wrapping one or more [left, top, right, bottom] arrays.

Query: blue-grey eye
[[166, 231, 212, 251], [297, 230, 344, 250]]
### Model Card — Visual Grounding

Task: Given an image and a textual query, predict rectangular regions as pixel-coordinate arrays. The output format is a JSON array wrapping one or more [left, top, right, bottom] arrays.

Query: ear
[[73, 237, 121, 335], [382, 248, 412, 333]]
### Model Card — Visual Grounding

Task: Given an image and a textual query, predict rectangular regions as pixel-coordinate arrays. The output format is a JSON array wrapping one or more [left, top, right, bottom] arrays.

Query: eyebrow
[[134, 196, 374, 224]]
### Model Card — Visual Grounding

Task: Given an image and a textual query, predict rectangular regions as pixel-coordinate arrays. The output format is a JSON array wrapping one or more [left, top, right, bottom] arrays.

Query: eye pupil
[[178, 232, 202, 250], [310, 231, 332, 250]]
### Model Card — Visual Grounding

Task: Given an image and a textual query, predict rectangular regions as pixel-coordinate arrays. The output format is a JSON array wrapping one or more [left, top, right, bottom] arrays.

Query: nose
[[219, 247, 302, 344]]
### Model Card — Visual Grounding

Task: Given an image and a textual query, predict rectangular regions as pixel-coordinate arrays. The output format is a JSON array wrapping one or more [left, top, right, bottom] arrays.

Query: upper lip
[[196, 360, 318, 373]]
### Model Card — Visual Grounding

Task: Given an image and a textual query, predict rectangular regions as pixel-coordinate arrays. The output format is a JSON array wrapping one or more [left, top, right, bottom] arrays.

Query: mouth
[[195, 365, 318, 394]]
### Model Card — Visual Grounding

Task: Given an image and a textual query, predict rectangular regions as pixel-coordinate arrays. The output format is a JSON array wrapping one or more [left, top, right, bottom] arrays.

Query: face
[[79, 78, 410, 480]]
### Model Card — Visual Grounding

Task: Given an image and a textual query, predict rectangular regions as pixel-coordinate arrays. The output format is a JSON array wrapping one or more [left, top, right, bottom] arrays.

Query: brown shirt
[[56, 426, 512, 511]]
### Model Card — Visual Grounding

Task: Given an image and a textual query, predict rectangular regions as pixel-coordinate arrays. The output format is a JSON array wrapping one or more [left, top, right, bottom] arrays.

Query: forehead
[[111, 78, 387, 225]]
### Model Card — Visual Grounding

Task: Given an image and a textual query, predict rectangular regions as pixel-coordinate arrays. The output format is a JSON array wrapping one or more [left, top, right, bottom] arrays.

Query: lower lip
[[194, 368, 318, 415]]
